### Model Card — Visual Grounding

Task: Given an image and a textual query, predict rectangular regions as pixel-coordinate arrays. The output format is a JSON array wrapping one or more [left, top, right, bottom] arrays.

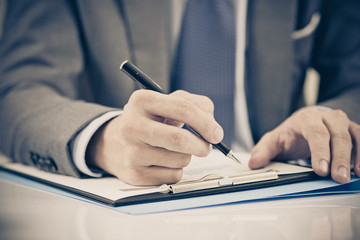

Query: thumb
[[249, 131, 282, 169]]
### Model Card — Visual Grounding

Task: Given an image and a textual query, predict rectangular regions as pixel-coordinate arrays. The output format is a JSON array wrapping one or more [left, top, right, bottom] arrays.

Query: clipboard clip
[[168, 170, 279, 194]]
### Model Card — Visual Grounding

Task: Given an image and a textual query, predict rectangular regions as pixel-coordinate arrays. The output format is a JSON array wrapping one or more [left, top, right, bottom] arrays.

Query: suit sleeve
[[311, 0, 360, 123], [0, 0, 116, 176]]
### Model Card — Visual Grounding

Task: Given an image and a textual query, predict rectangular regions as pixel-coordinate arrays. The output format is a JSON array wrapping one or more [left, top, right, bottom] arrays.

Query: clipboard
[[0, 151, 316, 207]]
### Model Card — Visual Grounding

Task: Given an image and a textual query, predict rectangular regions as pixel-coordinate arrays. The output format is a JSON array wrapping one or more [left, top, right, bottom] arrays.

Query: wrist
[[85, 121, 108, 171], [72, 110, 122, 177]]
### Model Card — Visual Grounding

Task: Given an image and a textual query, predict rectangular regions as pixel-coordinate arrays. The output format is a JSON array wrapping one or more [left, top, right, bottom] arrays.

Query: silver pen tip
[[227, 151, 242, 165]]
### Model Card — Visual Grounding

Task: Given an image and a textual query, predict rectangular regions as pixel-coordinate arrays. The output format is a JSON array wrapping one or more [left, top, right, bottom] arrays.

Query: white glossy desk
[[1, 179, 359, 240]]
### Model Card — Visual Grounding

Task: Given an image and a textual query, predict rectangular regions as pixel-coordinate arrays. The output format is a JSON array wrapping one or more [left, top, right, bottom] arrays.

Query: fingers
[[286, 108, 354, 183], [323, 110, 352, 183], [91, 89, 221, 185], [350, 121, 360, 177], [171, 90, 215, 114], [123, 90, 215, 156], [143, 119, 212, 156], [299, 110, 331, 177], [248, 107, 359, 184], [125, 141, 192, 169], [129, 90, 223, 144], [249, 131, 282, 169], [120, 115, 211, 157], [125, 166, 184, 186], [90, 115, 194, 186], [119, 145, 191, 185], [162, 90, 215, 128]]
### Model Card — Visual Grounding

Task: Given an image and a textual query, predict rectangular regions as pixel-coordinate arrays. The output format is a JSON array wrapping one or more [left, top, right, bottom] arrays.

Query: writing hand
[[249, 107, 360, 183], [86, 90, 224, 185]]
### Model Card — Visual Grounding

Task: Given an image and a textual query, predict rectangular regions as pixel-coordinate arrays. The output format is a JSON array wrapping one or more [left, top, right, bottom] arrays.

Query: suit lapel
[[75, 0, 137, 107], [246, 0, 297, 142], [122, 0, 172, 92]]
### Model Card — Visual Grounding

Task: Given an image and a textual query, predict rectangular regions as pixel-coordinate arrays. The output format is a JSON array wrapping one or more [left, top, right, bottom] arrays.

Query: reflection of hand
[[86, 90, 224, 185], [249, 107, 360, 183], [277, 206, 354, 240], [352, 208, 360, 238], [330, 207, 353, 240], [310, 207, 354, 240]]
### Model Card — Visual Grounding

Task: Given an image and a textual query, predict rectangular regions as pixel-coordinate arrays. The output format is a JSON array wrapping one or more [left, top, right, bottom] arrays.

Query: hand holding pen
[[121, 60, 241, 164], [86, 60, 238, 186]]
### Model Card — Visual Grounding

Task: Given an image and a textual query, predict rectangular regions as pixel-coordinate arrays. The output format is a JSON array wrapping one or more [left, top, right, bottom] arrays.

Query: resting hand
[[249, 107, 360, 183], [86, 90, 223, 185]]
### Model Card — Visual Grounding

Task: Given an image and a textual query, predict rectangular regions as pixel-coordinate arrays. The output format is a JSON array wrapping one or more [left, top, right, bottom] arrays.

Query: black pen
[[120, 60, 241, 165]]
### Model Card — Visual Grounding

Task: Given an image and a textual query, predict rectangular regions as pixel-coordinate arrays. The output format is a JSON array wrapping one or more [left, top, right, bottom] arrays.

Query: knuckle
[[261, 130, 281, 146], [308, 127, 330, 141], [175, 100, 193, 118], [295, 107, 323, 123], [177, 154, 191, 168], [128, 174, 144, 186], [298, 107, 319, 118], [172, 89, 188, 97], [123, 102, 130, 112], [331, 109, 348, 120], [169, 132, 186, 148], [126, 145, 143, 162], [312, 145, 329, 154], [332, 131, 351, 144], [333, 151, 350, 162], [170, 169, 183, 183], [262, 131, 274, 140], [119, 118, 139, 138], [202, 117, 215, 133], [200, 96, 214, 112], [123, 167, 143, 185], [197, 144, 211, 157], [118, 119, 132, 136], [129, 89, 149, 106], [304, 107, 317, 114]]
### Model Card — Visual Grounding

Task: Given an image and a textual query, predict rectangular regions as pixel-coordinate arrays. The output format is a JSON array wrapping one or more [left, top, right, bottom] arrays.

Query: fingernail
[[319, 159, 329, 174], [337, 166, 349, 180], [213, 127, 223, 143]]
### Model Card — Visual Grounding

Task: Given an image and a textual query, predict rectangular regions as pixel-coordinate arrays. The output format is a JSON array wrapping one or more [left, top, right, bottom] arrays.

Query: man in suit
[[0, 0, 359, 185]]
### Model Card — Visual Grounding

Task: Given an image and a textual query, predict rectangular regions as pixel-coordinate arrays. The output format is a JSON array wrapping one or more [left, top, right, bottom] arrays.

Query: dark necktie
[[172, 0, 236, 146]]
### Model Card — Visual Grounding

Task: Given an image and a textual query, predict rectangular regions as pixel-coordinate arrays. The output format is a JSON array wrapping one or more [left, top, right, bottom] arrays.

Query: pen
[[120, 60, 241, 165]]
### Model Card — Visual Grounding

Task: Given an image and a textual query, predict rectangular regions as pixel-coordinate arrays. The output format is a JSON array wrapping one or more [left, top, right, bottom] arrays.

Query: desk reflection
[[74, 197, 360, 240], [1, 180, 360, 240]]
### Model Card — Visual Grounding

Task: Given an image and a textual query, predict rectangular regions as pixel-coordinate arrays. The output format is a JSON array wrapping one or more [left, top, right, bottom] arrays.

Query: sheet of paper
[[181, 151, 251, 182], [182, 151, 312, 182]]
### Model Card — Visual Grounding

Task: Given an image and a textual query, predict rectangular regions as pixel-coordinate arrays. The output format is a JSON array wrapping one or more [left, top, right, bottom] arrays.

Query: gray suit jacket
[[0, 0, 359, 177]]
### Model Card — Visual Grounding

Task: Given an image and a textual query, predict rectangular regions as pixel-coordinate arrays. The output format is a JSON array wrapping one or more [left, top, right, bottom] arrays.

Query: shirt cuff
[[72, 111, 123, 177]]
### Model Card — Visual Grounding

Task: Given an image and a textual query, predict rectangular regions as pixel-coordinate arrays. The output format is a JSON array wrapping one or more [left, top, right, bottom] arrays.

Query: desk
[[1, 179, 360, 240]]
